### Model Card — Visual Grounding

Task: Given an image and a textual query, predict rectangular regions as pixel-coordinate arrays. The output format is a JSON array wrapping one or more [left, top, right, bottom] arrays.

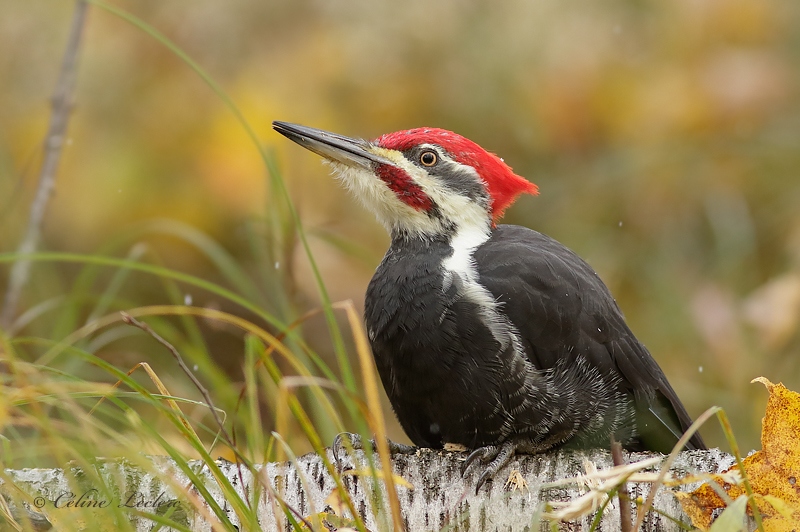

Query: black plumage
[[272, 120, 706, 489], [366, 225, 705, 455]]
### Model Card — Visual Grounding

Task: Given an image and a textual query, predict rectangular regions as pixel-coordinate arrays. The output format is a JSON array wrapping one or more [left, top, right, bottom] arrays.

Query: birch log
[[2, 448, 739, 531]]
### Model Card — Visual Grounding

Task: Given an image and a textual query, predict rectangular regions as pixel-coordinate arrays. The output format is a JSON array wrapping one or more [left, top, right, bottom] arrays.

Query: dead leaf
[[299, 510, 361, 532], [678, 377, 800, 530]]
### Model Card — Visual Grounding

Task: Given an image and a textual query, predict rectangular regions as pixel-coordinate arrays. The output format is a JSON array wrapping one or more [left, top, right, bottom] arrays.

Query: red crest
[[376, 128, 538, 221]]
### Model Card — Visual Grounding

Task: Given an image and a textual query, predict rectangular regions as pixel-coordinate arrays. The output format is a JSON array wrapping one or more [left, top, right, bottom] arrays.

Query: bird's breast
[[364, 237, 534, 447]]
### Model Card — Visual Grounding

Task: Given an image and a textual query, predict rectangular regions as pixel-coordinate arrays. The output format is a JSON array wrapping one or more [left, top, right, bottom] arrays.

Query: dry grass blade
[[541, 456, 670, 523], [543, 460, 608, 522], [87, 360, 197, 440], [632, 405, 721, 530], [272, 373, 368, 532], [0, 491, 23, 532], [542, 456, 665, 489], [119, 312, 224, 444], [716, 406, 764, 530], [336, 300, 405, 532], [268, 433, 318, 530]]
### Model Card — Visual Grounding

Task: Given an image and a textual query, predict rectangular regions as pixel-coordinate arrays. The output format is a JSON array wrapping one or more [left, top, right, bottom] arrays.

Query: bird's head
[[273, 121, 538, 239]]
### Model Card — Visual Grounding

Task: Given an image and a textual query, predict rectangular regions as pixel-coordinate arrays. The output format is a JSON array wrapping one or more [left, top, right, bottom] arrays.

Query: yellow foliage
[[677, 378, 800, 530]]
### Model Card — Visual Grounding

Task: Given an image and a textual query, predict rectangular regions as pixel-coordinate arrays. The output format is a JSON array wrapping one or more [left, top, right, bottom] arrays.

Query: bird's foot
[[461, 440, 519, 493], [332, 432, 416, 471]]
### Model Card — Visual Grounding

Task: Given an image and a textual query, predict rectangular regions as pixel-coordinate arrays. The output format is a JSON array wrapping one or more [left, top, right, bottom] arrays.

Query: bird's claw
[[332, 432, 361, 472], [332, 432, 416, 472], [461, 445, 498, 476], [461, 441, 518, 493]]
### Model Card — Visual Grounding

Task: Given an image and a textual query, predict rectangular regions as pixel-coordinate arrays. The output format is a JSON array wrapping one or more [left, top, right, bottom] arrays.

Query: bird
[[272, 120, 706, 490]]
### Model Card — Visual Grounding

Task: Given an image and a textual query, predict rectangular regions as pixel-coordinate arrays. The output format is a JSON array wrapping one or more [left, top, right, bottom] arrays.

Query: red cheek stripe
[[376, 165, 433, 211]]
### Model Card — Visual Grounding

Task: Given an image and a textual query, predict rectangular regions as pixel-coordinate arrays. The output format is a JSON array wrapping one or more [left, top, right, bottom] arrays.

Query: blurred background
[[2, 0, 799, 453]]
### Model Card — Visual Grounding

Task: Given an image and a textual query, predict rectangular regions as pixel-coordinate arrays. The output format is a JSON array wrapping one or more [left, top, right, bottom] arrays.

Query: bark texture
[[2, 448, 739, 531]]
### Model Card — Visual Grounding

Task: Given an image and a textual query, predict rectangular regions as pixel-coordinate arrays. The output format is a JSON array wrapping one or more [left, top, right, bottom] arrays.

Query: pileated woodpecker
[[273, 121, 706, 488]]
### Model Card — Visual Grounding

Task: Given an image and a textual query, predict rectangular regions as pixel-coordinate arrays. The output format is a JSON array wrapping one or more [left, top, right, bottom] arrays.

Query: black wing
[[474, 224, 706, 452]]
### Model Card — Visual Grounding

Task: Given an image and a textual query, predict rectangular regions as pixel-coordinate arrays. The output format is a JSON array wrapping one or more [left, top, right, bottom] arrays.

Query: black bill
[[272, 121, 394, 169]]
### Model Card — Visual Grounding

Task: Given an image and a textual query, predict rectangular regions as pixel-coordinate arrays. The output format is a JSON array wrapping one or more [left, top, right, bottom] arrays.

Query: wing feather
[[474, 225, 705, 452]]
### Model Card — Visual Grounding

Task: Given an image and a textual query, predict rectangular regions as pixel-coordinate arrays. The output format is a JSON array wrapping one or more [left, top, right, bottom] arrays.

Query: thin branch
[[119, 312, 315, 530], [611, 439, 633, 532], [119, 312, 232, 448], [1, 0, 89, 330]]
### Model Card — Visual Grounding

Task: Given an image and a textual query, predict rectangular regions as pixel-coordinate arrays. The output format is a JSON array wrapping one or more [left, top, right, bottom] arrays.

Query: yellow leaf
[[324, 488, 347, 517], [708, 495, 747, 532], [678, 377, 800, 530], [760, 494, 795, 520], [298, 511, 360, 531]]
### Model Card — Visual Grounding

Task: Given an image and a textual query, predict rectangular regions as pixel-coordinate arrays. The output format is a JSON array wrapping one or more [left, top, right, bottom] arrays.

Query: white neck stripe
[[442, 224, 491, 282]]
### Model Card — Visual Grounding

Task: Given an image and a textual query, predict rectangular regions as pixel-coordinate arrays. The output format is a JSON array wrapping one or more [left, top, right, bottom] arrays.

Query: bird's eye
[[420, 150, 438, 167]]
